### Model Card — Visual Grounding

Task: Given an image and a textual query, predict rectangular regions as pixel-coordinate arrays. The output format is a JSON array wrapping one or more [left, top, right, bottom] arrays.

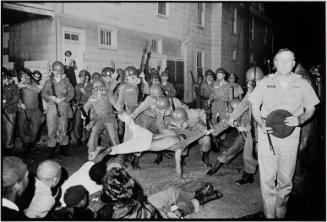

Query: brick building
[[2, 2, 274, 102]]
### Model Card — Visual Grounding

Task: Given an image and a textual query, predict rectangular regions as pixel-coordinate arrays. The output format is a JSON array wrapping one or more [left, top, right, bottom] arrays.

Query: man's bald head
[[36, 160, 61, 187]]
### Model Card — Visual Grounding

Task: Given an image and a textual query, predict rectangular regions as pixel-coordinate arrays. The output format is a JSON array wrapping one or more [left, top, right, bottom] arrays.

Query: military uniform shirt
[[116, 82, 139, 112], [248, 73, 320, 118]]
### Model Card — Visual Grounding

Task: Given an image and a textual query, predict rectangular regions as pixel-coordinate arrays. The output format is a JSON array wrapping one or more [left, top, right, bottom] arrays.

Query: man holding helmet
[[41, 61, 75, 157], [248, 49, 319, 218]]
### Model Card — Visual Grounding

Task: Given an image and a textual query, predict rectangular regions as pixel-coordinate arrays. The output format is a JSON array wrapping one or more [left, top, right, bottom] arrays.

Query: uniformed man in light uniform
[[248, 48, 319, 218]]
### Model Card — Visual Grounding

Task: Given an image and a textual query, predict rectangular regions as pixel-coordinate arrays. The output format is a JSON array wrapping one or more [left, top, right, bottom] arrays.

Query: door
[[166, 60, 184, 101], [62, 27, 86, 84]]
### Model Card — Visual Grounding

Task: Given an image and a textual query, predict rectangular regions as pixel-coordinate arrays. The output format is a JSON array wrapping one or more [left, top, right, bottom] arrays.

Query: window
[[64, 32, 79, 41], [98, 26, 117, 49], [158, 2, 168, 16], [264, 26, 268, 45], [151, 39, 162, 54], [197, 3, 205, 27], [232, 8, 237, 34], [232, 49, 237, 61], [249, 17, 254, 40], [196, 50, 204, 77]]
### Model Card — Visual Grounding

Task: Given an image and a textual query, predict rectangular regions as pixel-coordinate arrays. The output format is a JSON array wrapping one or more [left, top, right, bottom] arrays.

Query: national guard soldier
[[41, 61, 75, 157], [199, 69, 215, 110], [228, 73, 244, 99], [73, 70, 93, 146], [91, 72, 102, 82], [83, 78, 119, 155], [2, 67, 20, 155], [16, 68, 43, 153], [101, 67, 119, 92], [160, 70, 176, 97], [248, 49, 319, 218]]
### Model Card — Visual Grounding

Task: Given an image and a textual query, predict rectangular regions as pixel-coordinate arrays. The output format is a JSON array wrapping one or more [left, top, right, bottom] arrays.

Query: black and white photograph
[[1, 1, 325, 220]]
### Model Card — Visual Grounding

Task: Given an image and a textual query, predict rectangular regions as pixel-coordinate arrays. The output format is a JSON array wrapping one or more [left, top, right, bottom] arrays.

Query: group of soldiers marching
[[1, 58, 321, 185]]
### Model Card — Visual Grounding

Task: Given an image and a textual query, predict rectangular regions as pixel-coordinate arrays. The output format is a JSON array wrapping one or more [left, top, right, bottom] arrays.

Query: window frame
[[196, 49, 204, 77], [151, 39, 163, 54], [97, 25, 118, 50], [232, 7, 238, 35], [157, 2, 169, 17], [197, 2, 205, 27]]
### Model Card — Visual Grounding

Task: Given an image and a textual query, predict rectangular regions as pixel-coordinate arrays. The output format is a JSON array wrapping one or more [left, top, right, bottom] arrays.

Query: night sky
[[264, 2, 325, 70]]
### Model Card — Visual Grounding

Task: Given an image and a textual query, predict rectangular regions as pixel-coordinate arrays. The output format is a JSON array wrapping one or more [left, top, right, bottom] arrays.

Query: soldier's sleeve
[[108, 92, 119, 111], [28, 83, 42, 93], [142, 81, 150, 95], [168, 83, 176, 97], [248, 80, 265, 106], [130, 96, 151, 119], [108, 79, 119, 92], [302, 80, 320, 109], [64, 79, 75, 102], [116, 85, 126, 112], [6, 85, 20, 107], [173, 97, 189, 110], [41, 80, 52, 102], [74, 85, 82, 102], [237, 85, 244, 96], [231, 96, 250, 120]]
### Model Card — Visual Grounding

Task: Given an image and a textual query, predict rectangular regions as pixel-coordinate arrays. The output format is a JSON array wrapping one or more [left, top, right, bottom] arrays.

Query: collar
[[2, 198, 19, 211]]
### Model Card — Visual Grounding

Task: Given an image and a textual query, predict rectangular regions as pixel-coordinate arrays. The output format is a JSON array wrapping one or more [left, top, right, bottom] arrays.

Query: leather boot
[[194, 182, 214, 199], [201, 152, 213, 168], [206, 161, 223, 176], [153, 152, 163, 165], [236, 172, 254, 185], [60, 145, 71, 157], [131, 155, 141, 169], [195, 190, 223, 205]]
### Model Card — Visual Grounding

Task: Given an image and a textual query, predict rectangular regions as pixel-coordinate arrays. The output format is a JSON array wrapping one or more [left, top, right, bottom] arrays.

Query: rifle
[[205, 103, 220, 152], [50, 74, 61, 117], [110, 60, 115, 73], [73, 77, 90, 125], [138, 41, 149, 102]]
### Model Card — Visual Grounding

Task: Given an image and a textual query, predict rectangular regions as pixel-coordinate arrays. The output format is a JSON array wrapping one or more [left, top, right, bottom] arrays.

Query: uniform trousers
[[17, 108, 42, 144], [257, 126, 300, 218], [2, 111, 16, 149]]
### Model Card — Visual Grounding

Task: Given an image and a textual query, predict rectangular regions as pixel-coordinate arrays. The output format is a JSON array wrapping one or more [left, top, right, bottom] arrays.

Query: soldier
[[91, 72, 102, 82], [194, 73, 204, 108], [199, 69, 215, 110], [248, 49, 319, 218], [2, 67, 20, 155], [73, 70, 93, 146], [16, 68, 43, 153], [208, 67, 233, 124], [228, 73, 243, 99], [160, 70, 176, 97], [41, 61, 75, 157], [149, 71, 161, 86], [101, 67, 119, 92], [207, 67, 265, 183], [83, 78, 119, 155]]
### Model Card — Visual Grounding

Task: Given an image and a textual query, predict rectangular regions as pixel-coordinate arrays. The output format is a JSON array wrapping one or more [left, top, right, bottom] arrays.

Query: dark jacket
[[1, 206, 28, 220], [2, 82, 20, 113]]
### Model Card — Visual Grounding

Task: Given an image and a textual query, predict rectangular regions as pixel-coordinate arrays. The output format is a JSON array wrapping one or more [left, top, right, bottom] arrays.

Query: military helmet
[[150, 85, 163, 97], [230, 98, 241, 110], [79, 69, 90, 78], [92, 79, 106, 89], [125, 66, 139, 77], [150, 72, 160, 80], [172, 108, 188, 122], [216, 67, 227, 75], [205, 69, 214, 77], [32, 70, 42, 82], [52, 61, 65, 73], [102, 67, 114, 77], [228, 73, 236, 80], [245, 66, 264, 82], [156, 96, 170, 110], [92, 72, 102, 80], [160, 70, 169, 77]]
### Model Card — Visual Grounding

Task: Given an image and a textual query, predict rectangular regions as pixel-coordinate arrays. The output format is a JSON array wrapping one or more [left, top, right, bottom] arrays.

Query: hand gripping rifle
[[50, 74, 61, 117], [73, 77, 90, 125]]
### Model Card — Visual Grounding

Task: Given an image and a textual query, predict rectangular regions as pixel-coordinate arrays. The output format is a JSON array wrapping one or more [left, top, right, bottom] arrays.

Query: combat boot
[[195, 190, 223, 205], [194, 183, 214, 199], [153, 152, 163, 165], [206, 160, 223, 176], [236, 172, 254, 185], [131, 155, 141, 169], [201, 152, 213, 168]]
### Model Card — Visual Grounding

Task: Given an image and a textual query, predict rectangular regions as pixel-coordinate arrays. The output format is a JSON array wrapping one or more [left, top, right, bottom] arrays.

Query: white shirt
[[59, 161, 102, 207], [2, 198, 19, 211], [24, 178, 55, 218]]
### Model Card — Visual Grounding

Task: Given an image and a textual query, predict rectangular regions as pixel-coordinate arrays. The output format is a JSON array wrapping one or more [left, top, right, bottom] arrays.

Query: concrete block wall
[[9, 18, 56, 63]]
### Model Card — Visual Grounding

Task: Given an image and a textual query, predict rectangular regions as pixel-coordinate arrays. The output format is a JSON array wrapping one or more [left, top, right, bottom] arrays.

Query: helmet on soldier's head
[[125, 66, 139, 77], [215, 67, 227, 75], [205, 69, 214, 77], [92, 79, 106, 89], [52, 61, 65, 73], [92, 72, 101, 80], [150, 85, 163, 97], [102, 67, 114, 77], [150, 72, 160, 80], [172, 108, 188, 122], [245, 66, 264, 82], [79, 69, 90, 78], [156, 96, 170, 110], [32, 70, 42, 81], [230, 98, 241, 110], [160, 70, 169, 77], [117, 68, 125, 76]]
